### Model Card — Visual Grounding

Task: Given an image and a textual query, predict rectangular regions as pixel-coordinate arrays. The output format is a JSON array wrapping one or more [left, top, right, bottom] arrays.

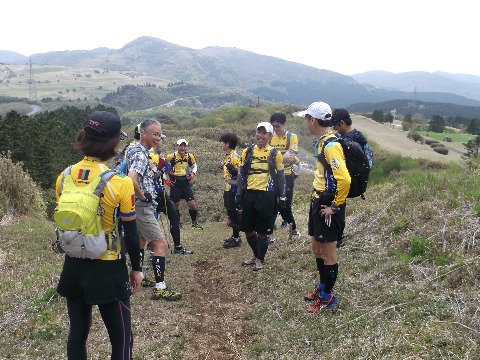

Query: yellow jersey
[[312, 131, 351, 206], [270, 131, 298, 175], [241, 145, 283, 192]]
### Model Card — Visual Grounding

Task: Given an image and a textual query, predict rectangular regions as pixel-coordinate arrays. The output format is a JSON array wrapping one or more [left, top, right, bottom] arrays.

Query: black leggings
[[66, 297, 133, 360]]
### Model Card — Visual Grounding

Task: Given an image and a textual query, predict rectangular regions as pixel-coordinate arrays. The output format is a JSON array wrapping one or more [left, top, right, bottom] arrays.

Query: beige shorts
[[135, 205, 164, 242]]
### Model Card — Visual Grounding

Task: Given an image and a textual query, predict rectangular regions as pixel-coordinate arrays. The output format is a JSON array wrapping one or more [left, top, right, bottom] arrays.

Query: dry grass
[[0, 159, 479, 359]]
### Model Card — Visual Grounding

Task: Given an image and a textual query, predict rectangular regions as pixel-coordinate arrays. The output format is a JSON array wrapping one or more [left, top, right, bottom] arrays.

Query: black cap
[[84, 111, 121, 142]]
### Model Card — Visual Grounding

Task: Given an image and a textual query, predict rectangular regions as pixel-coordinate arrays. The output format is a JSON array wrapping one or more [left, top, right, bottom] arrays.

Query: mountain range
[[2, 36, 480, 117]]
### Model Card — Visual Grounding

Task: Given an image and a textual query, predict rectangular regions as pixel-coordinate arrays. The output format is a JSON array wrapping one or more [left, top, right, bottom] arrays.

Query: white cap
[[297, 101, 332, 121], [256, 121, 274, 134], [176, 138, 188, 145]]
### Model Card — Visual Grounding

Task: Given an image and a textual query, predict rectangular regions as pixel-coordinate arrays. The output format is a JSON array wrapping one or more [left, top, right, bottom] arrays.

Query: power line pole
[[28, 57, 37, 102]]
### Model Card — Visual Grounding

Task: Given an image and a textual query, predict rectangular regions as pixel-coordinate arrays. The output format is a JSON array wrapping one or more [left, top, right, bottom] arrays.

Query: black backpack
[[315, 137, 370, 199]]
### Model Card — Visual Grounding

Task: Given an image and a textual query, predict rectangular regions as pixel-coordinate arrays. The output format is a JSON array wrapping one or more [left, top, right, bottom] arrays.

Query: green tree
[[404, 114, 413, 123], [372, 109, 385, 123], [463, 135, 480, 158], [385, 113, 394, 123], [466, 118, 480, 135], [428, 115, 445, 133]]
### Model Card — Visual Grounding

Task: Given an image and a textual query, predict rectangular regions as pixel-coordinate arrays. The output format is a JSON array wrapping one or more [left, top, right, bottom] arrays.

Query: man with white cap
[[166, 138, 203, 229], [236, 122, 286, 271], [299, 101, 351, 313]]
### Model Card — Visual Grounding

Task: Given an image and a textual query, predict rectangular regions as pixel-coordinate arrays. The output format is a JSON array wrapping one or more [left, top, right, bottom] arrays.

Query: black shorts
[[57, 256, 131, 305], [169, 177, 194, 202], [308, 193, 346, 243], [223, 191, 236, 212], [240, 190, 275, 235]]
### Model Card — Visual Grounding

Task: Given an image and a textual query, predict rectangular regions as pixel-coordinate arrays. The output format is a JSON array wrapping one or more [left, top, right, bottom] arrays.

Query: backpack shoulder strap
[[268, 147, 279, 174], [59, 166, 73, 195], [93, 170, 117, 197], [187, 152, 194, 167], [285, 131, 291, 150]]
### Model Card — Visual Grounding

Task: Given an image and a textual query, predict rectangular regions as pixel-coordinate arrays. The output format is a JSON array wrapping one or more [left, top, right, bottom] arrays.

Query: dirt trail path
[[351, 115, 464, 162]]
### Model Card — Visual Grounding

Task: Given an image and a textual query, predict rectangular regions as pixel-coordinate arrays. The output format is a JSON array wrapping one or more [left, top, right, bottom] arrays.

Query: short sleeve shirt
[[223, 149, 241, 191], [241, 145, 283, 192], [270, 131, 299, 175]]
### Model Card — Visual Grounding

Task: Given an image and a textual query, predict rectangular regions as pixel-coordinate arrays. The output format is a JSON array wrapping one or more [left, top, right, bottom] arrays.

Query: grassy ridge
[[0, 147, 479, 358]]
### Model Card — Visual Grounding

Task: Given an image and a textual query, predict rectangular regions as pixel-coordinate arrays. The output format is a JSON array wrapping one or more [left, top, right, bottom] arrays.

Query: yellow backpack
[[54, 167, 116, 259]]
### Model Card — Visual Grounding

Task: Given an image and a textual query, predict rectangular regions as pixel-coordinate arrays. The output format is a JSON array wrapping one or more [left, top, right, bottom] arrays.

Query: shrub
[[431, 143, 445, 148], [0, 153, 46, 219], [425, 139, 439, 145], [433, 147, 449, 155]]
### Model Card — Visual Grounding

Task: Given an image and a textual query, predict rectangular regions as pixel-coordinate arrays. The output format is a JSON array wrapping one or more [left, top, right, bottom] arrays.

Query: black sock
[[246, 234, 258, 258], [189, 209, 197, 223], [152, 256, 166, 283], [257, 236, 269, 261], [316, 257, 324, 284], [323, 263, 338, 294]]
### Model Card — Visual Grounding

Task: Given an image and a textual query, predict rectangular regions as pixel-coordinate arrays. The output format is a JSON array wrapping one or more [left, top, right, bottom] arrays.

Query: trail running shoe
[[172, 247, 194, 255], [306, 293, 339, 313], [281, 220, 289, 229], [304, 288, 320, 301], [290, 229, 301, 238], [242, 257, 256, 266], [268, 237, 276, 245], [191, 222, 203, 230], [252, 258, 264, 271], [223, 237, 242, 248], [151, 288, 182, 301], [141, 278, 155, 288]]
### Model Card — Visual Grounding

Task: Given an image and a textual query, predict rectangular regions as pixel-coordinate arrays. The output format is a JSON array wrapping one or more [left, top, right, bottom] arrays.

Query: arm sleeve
[[277, 169, 286, 199], [122, 220, 141, 272], [190, 162, 198, 174]]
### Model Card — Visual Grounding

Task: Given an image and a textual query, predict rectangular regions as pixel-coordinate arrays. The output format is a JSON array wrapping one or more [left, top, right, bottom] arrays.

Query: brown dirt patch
[[351, 115, 465, 163]]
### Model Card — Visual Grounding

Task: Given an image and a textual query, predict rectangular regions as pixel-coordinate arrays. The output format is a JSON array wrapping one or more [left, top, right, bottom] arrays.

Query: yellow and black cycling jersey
[[166, 151, 196, 177], [240, 145, 283, 192], [312, 131, 351, 206], [223, 149, 241, 192], [55, 157, 136, 260], [270, 131, 298, 175]]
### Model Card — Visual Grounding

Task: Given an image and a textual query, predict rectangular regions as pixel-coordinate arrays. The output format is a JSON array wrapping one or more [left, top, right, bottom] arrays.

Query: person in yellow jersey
[[149, 136, 193, 255], [269, 112, 301, 239], [236, 122, 286, 271], [165, 139, 203, 229], [299, 101, 351, 314], [55, 111, 141, 359], [219, 132, 242, 248], [127, 119, 182, 301]]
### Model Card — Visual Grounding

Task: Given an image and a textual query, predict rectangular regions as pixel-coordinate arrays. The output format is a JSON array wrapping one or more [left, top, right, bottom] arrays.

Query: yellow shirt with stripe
[[241, 145, 284, 192], [166, 151, 196, 177], [312, 131, 351, 206], [55, 157, 136, 260], [223, 149, 241, 192], [270, 131, 298, 175]]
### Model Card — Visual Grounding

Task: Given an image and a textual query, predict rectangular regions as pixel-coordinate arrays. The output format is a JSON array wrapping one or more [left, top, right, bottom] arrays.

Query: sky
[[2, 0, 479, 76]]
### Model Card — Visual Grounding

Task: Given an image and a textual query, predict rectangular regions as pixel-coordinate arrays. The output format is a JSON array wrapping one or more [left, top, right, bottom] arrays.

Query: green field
[[418, 131, 475, 143]]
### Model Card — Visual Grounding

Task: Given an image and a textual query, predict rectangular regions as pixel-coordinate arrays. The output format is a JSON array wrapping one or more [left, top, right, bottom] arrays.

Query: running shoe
[[306, 293, 339, 313], [290, 229, 301, 238], [268, 237, 276, 245], [242, 257, 256, 266], [252, 258, 264, 271], [172, 247, 194, 255], [151, 288, 182, 301], [141, 277, 155, 287], [304, 287, 321, 301], [191, 222, 203, 230], [281, 220, 289, 229], [223, 236, 242, 248]]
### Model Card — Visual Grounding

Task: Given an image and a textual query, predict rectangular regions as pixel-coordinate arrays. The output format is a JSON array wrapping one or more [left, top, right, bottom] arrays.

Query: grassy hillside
[[0, 138, 479, 358]]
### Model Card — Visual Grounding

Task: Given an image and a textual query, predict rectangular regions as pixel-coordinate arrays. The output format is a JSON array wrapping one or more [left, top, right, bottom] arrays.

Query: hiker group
[[52, 101, 373, 358]]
